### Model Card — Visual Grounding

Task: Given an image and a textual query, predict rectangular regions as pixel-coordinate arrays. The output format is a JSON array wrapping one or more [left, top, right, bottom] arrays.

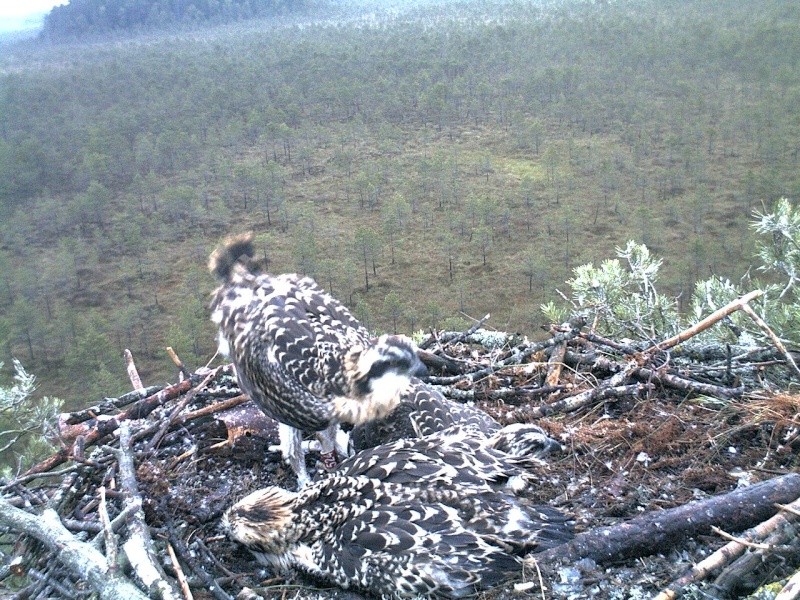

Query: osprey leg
[[278, 423, 310, 487]]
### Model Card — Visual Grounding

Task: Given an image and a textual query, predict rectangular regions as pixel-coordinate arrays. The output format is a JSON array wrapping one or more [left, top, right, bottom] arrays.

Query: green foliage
[[382, 291, 405, 335], [687, 199, 800, 347], [1, 0, 800, 402], [557, 199, 800, 348], [0, 360, 62, 477], [41, 0, 315, 40], [562, 241, 681, 341], [752, 198, 800, 299]]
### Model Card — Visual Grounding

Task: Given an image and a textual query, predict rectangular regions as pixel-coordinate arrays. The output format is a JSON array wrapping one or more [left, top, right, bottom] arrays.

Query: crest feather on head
[[209, 232, 256, 279]]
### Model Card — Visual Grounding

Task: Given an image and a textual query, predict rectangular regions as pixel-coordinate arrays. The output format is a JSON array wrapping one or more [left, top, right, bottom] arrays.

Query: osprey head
[[221, 487, 298, 562], [337, 335, 427, 425]]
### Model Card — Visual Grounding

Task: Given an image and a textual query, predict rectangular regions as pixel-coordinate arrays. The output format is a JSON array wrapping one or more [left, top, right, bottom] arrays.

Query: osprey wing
[[309, 504, 517, 599]]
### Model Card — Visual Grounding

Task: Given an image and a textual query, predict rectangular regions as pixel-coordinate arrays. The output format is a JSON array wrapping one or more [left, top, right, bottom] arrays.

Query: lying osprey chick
[[351, 378, 562, 459], [223, 473, 572, 598], [209, 232, 426, 485]]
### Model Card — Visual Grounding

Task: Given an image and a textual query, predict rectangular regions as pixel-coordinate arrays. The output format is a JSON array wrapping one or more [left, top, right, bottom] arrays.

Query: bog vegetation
[[0, 0, 799, 407]]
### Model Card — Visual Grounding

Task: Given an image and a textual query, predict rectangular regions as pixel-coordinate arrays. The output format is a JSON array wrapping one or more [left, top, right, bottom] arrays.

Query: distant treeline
[[41, 0, 316, 39]]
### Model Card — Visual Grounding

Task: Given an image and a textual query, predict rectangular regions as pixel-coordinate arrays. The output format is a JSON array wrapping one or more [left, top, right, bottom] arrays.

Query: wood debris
[[1, 293, 800, 599]]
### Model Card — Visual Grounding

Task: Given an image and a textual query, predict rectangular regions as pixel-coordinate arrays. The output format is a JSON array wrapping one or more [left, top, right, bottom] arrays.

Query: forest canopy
[[40, 0, 317, 39], [1, 0, 799, 404]]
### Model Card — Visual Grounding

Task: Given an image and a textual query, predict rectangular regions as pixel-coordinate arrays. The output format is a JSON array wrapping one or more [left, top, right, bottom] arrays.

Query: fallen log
[[655, 495, 800, 600], [533, 473, 800, 566]]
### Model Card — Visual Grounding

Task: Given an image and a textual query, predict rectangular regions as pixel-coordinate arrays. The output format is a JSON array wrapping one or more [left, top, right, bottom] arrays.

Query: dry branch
[[62, 385, 165, 426], [655, 494, 800, 600], [740, 303, 800, 380], [124, 349, 144, 391], [0, 498, 149, 600], [535, 473, 800, 566], [631, 366, 744, 399], [115, 423, 182, 600], [24, 377, 197, 478], [643, 289, 764, 353], [545, 341, 567, 391], [418, 313, 491, 350], [776, 567, 800, 600]]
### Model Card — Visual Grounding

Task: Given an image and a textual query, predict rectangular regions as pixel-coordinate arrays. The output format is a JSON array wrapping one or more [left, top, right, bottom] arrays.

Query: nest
[[2, 298, 800, 599]]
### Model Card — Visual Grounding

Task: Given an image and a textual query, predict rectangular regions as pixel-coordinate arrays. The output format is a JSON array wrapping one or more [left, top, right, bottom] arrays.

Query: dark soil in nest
[[4, 329, 800, 600], [135, 385, 800, 600]]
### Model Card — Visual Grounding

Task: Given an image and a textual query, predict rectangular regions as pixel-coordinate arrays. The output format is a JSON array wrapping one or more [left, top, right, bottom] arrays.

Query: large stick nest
[[1, 313, 800, 599]]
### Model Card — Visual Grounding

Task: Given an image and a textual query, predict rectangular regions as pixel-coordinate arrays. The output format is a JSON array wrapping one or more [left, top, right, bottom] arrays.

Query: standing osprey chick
[[209, 232, 426, 486]]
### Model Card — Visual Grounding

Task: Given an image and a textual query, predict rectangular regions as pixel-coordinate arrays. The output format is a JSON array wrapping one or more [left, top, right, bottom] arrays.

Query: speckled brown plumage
[[351, 378, 562, 459], [336, 426, 545, 494], [209, 232, 426, 485], [223, 467, 572, 599]]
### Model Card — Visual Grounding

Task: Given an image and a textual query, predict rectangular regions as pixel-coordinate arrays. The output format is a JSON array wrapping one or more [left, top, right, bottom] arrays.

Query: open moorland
[[1, 0, 799, 404]]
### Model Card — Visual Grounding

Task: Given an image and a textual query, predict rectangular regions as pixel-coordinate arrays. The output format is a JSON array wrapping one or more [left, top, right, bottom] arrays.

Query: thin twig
[[740, 303, 800, 380], [167, 541, 194, 600], [98, 487, 118, 569], [710, 525, 771, 550]]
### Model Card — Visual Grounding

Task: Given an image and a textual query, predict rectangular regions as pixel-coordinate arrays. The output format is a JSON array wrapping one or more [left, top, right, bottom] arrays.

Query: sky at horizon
[[0, 0, 68, 33]]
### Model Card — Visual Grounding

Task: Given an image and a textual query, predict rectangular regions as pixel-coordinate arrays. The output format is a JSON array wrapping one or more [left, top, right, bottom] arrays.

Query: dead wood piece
[[501, 328, 580, 366], [545, 342, 567, 388], [655, 494, 800, 600], [166, 346, 190, 382], [428, 328, 581, 386], [22, 565, 78, 599], [25, 377, 197, 478], [178, 394, 249, 425], [571, 352, 744, 400], [98, 486, 118, 570], [632, 366, 744, 399], [166, 530, 234, 600], [91, 499, 145, 549], [740, 303, 800, 380], [0, 497, 149, 600], [124, 349, 144, 392], [643, 290, 764, 354], [418, 313, 491, 350], [580, 332, 642, 355], [166, 541, 194, 600], [776, 566, 800, 600], [513, 383, 646, 421], [115, 422, 182, 600], [714, 500, 800, 594], [62, 385, 164, 426], [534, 473, 800, 567], [712, 520, 799, 596], [417, 349, 465, 375], [145, 367, 221, 452], [506, 365, 641, 421]]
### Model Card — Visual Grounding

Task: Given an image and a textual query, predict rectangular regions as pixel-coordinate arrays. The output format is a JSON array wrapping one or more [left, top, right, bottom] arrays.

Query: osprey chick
[[223, 472, 572, 598], [209, 232, 426, 486], [351, 378, 562, 459], [336, 426, 548, 494]]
